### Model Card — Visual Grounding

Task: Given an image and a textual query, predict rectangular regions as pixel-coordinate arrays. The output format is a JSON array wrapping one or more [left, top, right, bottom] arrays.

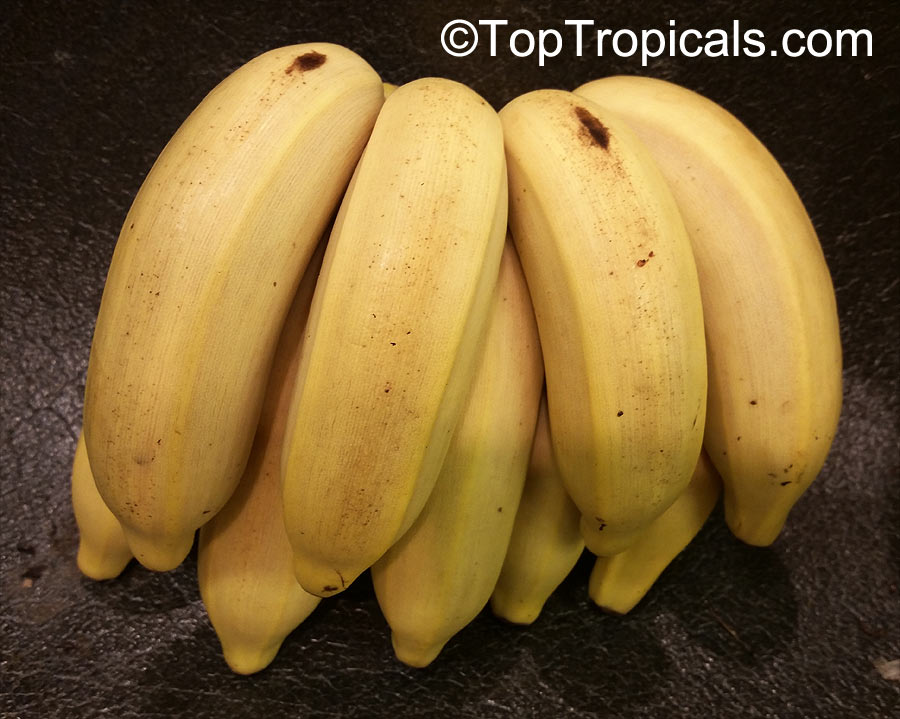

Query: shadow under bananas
[[132, 570, 391, 718], [482, 550, 673, 718], [63, 505, 799, 719], [84, 539, 203, 615], [361, 552, 671, 718], [123, 507, 796, 719], [652, 506, 799, 668], [122, 554, 672, 719]]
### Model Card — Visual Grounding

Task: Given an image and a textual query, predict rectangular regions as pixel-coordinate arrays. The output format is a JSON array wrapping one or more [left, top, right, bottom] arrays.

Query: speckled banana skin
[[501, 89, 707, 557], [282, 78, 508, 597], [576, 76, 842, 546], [83, 44, 383, 571]]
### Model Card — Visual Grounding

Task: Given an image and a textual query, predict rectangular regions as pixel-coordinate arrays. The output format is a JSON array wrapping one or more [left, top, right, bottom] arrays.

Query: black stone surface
[[2, 1, 898, 717]]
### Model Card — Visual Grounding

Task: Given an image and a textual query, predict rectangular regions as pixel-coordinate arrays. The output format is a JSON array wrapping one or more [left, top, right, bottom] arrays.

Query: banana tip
[[76, 546, 131, 581], [592, 601, 632, 617], [723, 498, 788, 547], [391, 633, 445, 668], [293, 559, 358, 598], [123, 527, 194, 572], [580, 519, 645, 557], [221, 642, 280, 676], [489, 596, 541, 626]]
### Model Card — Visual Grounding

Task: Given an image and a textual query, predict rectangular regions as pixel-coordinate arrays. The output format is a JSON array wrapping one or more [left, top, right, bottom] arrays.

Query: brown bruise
[[285, 51, 327, 74], [573, 106, 610, 149]]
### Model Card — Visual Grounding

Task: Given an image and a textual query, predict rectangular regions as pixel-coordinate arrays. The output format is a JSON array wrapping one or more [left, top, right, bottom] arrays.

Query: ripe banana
[[575, 77, 842, 545], [382, 82, 398, 97], [490, 393, 584, 625], [589, 450, 721, 615], [500, 90, 707, 557], [71, 429, 132, 580], [83, 43, 383, 570], [282, 78, 508, 597], [197, 242, 325, 676], [371, 239, 543, 667]]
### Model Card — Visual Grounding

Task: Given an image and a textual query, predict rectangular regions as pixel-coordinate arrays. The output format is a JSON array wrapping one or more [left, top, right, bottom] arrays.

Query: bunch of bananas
[[72, 43, 842, 673]]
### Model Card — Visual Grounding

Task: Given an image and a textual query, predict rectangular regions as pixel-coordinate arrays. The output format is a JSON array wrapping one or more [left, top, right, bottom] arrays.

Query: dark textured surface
[[1, 1, 898, 717]]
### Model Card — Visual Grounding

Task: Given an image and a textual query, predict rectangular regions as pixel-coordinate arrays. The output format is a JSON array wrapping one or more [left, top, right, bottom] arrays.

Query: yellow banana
[[500, 90, 707, 557], [382, 82, 398, 97], [575, 77, 842, 545], [83, 43, 383, 570], [589, 450, 721, 615], [371, 239, 543, 667], [490, 393, 584, 625], [282, 78, 508, 597], [71, 429, 132, 580], [197, 242, 325, 676]]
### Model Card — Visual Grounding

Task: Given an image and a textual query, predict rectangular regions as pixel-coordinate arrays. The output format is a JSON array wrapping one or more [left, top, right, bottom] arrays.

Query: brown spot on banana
[[573, 106, 610, 149], [285, 51, 327, 74]]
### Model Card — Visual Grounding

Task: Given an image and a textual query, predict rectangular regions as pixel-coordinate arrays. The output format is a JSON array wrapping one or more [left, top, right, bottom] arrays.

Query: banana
[[575, 77, 842, 545], [197, 242, 325, 676], [490, 393, 584, 625], [282, 78, 508, 597], [500, 90, 707, 557], [83, 43, 383, 570], [371, 239, 543, 667], [382, 82, 398, 97], [71, 429, 132, 580], [589, 450, 721, 615]]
